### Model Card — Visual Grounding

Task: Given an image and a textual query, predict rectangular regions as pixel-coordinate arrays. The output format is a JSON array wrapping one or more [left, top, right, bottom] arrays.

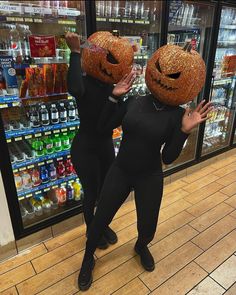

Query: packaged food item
[[44, 64, 54, 94]]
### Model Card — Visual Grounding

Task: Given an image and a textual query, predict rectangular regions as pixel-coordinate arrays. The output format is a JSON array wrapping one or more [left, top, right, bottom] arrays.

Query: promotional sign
[[29, 35, 56, 58], [0, 56, 18, 89]]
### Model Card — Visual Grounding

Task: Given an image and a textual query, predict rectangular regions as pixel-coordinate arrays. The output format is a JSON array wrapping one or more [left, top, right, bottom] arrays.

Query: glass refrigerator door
[[0, 1, 86, 230], [164, 0, 215, 169], [202, 6, 236, 155], [96, 0, 163, 150]]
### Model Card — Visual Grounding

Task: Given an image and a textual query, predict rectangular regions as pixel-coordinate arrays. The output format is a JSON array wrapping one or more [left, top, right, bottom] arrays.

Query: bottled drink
[[50, 103, 59, 124], [68, 131, 76, 144], [33, 140, 44, 157], [44, 137, 54, 154], [48, 163, 57, 180], [53, 134, 62, 152], [39, 104, 50, 126], [61, 133, 70, 150], [9, 25, 22, 58], [21, 25, 31, 61], [66, 183, 74, 204], [31, 168, 42, 186], [57, 160, 66, 178], [57, 186, 67, 206], [14, 172, 23, 191], [65, 158, 74, 175], [124, 1, 132, 18], [21, 170, 32, 189], [67, 101, 76, 121], [29, 105, 41, 128], [72, 180, 82, 201], [40, 166, 50, 183], [59, 102, 67, 122]]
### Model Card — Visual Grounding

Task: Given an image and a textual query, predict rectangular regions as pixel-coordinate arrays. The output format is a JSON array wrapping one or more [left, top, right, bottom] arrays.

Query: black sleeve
[[67, 52, 85, 98], [162, 108, 189, 165], [97, 96, 133, 134]]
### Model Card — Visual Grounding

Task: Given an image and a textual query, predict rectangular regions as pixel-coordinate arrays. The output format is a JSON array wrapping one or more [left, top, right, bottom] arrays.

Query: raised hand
[[181, 100, 213, 134], [112, 71, 136, 97], [65, 32, 81, 54]]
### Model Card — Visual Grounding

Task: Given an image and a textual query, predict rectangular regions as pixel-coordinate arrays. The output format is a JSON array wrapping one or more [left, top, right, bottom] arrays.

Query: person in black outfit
[[66, 32, 135, 249], [77, 93, 212, 290]]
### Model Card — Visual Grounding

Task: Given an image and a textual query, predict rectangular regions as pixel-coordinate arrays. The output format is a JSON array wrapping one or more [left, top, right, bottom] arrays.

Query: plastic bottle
[[44, 137, 54, 154], [48, 163, 57, 180], [59, 102, 67, 122], [29, 105, 41, 128], [72, 180, 82, 201], [50, 103, 59, 124], [21, 170, 32, 189], [53, 134, 62, 152], [39, 104, 50, 126], [21, 25, 32, 61], [66, 183, 75, 204], [31, 168, 42, 186], [58, 186, 67, 206], [67, 101, 76, 121], [57, 160, 66, 178], [40, 165, 50, 183], [9, 25, 22, 58], [65, 158, 74, 175], [61, 133, 70, 150]]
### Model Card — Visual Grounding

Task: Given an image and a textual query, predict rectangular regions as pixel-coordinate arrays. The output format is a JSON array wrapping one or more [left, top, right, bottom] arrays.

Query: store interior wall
[[0, 172, 15, 246]]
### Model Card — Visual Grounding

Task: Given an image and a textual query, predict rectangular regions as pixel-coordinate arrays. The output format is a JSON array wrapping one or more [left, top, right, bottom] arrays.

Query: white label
[[0, 4, 22, 13], [58, 9, 80, 16], [24, 7, 51, 15]]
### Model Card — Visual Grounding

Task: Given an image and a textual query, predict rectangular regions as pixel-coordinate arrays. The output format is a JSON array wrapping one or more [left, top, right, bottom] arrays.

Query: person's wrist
[[111, 91, 120, 100], [181, 126, 191, 134]]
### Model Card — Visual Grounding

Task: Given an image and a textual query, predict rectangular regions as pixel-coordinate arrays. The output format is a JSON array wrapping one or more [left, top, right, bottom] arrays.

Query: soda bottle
[[48, 162, 57, 180], [66, 183, 74, 204], [31, 168, 42, 186], [33, 140, 44, 157], [39, 104, 50, 126], [14, 172, 23, 191], [59, 102, 67, 123], [57, 186, 67, 206], [40, 165, 50, 183], [68, 131, 76, 144], [9, 25, 22, 58], [53, 134, 62, 152], [29, 105, 41, 128], [61, 133, 70, 150], [57, 160, 65, 178], [50, 103, 59, 124], [67, 101, 76, 121], [65, 158, 74, 176], [21, 170, 32, 189], [44, 137, 54, 154], [72, 180, 82, 201]]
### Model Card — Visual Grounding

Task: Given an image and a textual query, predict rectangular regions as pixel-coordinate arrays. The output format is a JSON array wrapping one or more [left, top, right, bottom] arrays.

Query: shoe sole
[[106, 237, 118, 245], [134, 247, 155, 272], [97, 242, 109, 250], [79, 259, 95, 291]]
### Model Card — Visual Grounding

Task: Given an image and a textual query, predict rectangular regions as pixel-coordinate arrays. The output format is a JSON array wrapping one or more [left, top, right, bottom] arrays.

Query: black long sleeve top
[[98, 94, 189, 175], [67, 52, 114, 138]]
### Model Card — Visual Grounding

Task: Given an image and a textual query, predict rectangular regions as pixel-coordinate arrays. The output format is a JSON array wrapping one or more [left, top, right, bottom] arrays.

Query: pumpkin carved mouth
[[152, 76, 177, 91], [100, 63, 113, 77]]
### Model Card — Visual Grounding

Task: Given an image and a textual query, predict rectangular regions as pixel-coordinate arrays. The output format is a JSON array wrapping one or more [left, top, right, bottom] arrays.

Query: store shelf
[[5, 120, 80, 140], [17, 174, 77, 199], [96, 17, 150, 24], [12, 149, 71, 170], [213, 78, 233, 86], [21, 92, 68, 101], [206, 118, 225, 125], [0, 95, 21, 109]]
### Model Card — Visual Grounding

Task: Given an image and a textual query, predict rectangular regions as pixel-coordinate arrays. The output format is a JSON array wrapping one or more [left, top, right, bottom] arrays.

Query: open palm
[[181, 100, 213, 134], [112, 71, 136, 97]]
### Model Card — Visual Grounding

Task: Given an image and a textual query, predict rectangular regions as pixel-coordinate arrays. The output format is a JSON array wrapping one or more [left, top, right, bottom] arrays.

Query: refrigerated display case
[[164, 0, 216, 169], [202, 5, 236, 155], [0, 1, 87, 237]]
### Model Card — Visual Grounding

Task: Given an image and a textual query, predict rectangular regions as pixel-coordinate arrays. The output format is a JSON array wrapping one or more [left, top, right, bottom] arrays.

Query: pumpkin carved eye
[[167, 72, 181, 79], [106, 51, 119, 64], [155, 60, 162, 73]]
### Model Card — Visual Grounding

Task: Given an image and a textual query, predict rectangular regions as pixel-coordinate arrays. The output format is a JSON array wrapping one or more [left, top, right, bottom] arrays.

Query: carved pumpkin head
[[81, 31, 134, 84], [145, 43, 206, 106]]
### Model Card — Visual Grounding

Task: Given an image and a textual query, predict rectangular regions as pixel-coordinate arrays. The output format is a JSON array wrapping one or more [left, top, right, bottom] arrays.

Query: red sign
[[29, 35, 56, 58]]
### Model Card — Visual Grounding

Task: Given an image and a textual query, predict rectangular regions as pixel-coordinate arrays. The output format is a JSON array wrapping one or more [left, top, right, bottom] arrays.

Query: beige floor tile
[[0, 263, 35, 293], [0, 287, 18, 295], [158, 199, 192, 223], [152, 211, 195, 244], [0, 242, 17, 264], [184, 182, 223, 204], [230, 210, 236, 219], [192, 215, 236, 250], [190, 203, 234, 232], [183, 175, 219, 193], [76, 258, 144, 295], [216, 171, 236, 187], [187, 163, 201, 175], [187, 276, 225, 295], [213, 161, 236, 177], [195, 230, 236, 272], [200, 158, 214, 169], [170, 169, 187, 182], [113, 278, 150, 295], [32, 235, 86, 273], [111, 210, 137, 232], [225, 194, 236, 209], [17, 251, 84, 295], [52, 214, 84, 237], [210, 156, 236, 170], [0, 244, 47, 275], [113, 200, 135, 220], [95, 223, 137, 258], [186, 192, 228, 217], [150, 262, 207, 295], [164, 176, 171, 185], [161, 189, 189, 209], [44, 224, 86, 252], [150, 225, 198, 263], [183, 166, 215, 184], [139, 242, 203, 291], [163, 179, 187, 195], [224, 282, 236, 295], [210, 255, 236, 289], [221, 182, 236, 197]]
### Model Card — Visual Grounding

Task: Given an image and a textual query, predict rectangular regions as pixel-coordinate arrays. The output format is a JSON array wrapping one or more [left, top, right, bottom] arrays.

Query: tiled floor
[[1, 154, 236, 295]]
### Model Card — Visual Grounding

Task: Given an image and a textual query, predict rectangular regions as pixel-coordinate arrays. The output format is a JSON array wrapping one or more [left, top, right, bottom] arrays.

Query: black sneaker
[[97, 235, 109, 249], [104, 226, 118, 245], [78, 255, 95, 291], [134, 243, 155, 272]]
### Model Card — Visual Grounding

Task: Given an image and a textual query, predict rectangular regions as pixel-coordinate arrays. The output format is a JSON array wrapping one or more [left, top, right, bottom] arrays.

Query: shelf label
[[61, 182, 66, 186], [128, 20, 133, 23], [96, 17, 106, 22], [25, 135, 32, 139], [135, 20, 145, 24], [6, 139, 11, 143], [19, 167, 26, 172], [122, 19, 128, 23], [0, 104, 8, 108], [57, 157, 63, 161], [35, 190, 42, 195], [35, 133, 42, 137], [0, 4, 22, 13], [109, 18, 121, 23], [69, 127, 75, 131], [34, 18, 43, 23], [45, 131, 51, 135], [38, 162, 44, 166], [58, 20, 76, 25], [27, 165, 34, 169], [13, 169, 18, 173], [24, 17, 33, 22], [46, 160, 53, 164], [15, 137, 22, 141], [52, 185, 57, 189], [44, 188, 50, 192], [58, 8, 80, 17], [53, 130, 60, 134], [61, 128, 67, 132]]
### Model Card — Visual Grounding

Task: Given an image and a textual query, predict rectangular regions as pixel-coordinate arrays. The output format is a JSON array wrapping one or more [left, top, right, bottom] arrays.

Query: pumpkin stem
[[183, 42, 192, 52]]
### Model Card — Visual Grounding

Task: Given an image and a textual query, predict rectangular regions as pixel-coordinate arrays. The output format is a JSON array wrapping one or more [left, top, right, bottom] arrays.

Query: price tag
[[69, 127, 75, 131], [27, 165, 34, 169], [25, 135, 32, 139], [46, 160, 53, 164], [34, 18, 43, 23], [35, 133, 42, 137], [38, 162, 44, 166], [15, 17, 24, 22], [96, 17, 106, 22], [61, 182, 66, 186], [15, 137, 22, 141], [45, 131, 51, 135], [0, 104, 8, 108], [128, 19, 133, 23], [12, 102, 20, 107], [67, 155, 71, 159], [61, 128, 67, 132], [24, 17, 33, 22], [26, 194, 32, 198], [122, 19, 128, 23], [35, 190, 42, 195], [52, 185, 57, 189], [6, 139, 11, 143], [44, 188, 50, 192], [13, 169, 18, 173], [144, 20, 150, 24], [19, 167, 26, 172], [57, 157, 63, 161], [53, 130, 60, 134]]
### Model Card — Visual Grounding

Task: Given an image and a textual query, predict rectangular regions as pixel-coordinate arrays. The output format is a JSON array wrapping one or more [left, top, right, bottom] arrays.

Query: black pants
[[86, 163, 164, 255], [71, 133, 115, 227]]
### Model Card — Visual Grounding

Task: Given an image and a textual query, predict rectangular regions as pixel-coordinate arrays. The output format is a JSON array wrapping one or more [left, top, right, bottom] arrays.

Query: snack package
[[43, 64, 54, 94]]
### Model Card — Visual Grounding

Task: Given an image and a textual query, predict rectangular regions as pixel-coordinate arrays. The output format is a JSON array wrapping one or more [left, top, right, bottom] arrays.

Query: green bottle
[[34, 140, 44, 156], [44, 137, 54, 154], [68, 131, 76, 144], [61, 133, 70, 150], [53, 134, 62, 152]]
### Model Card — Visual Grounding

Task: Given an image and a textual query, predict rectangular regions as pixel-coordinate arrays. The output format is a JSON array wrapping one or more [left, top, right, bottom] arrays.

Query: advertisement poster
[[29, 35, 56, 58], [0, 56, 18, 89]]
